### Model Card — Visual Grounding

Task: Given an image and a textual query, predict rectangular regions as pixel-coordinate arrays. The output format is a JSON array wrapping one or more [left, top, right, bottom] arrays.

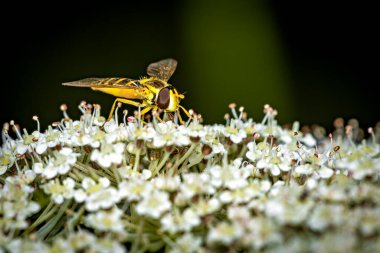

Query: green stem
[[153, 152, 171, 176], [148, 160, 158, 174], [179, 154, 204, 173], [23, 201, 56, 235], [112, 166, 121, 183], [37, 199, 72, 240], [238, 144, 248, 158], [68, 205, 85, 231], [69, 171, 80, 181], [133, 149, 141, 172], [172, 143, 197, 171], [130, 219, 145, 253]]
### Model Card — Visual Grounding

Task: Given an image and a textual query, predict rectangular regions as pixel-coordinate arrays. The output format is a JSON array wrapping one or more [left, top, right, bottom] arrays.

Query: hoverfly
[[62, 58, 190, 123]]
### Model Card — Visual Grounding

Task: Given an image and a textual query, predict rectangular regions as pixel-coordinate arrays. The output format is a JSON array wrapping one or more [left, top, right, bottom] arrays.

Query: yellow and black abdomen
[[89, 78, 148, 99]]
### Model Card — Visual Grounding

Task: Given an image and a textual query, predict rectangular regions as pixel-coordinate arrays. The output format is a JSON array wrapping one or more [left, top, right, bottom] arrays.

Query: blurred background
[[1, 1, 377, 134]]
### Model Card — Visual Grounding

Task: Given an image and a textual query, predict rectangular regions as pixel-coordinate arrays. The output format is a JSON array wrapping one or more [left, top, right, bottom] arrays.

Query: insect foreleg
[[177, 105, 191, 125], [108, 98, 145, 121], [176, 109, 184, 125]]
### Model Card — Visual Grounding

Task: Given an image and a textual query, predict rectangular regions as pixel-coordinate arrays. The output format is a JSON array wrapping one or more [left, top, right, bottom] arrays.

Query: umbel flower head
[[1, 102, 380, 253]]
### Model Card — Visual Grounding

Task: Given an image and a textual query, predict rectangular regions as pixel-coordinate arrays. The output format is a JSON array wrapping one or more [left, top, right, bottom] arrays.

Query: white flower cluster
[[1, 103, 380, 253]]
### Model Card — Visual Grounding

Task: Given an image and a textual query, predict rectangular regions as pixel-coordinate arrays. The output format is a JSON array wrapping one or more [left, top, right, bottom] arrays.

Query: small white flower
[[246, 142, 263, 162], [360, 208, 380, 236], [300, 133, 317, 147], [32, 162, 44, 174], [152, 121, 190, 147], [153, 175, 181, 192], [135, 190, 171, 219], [6, 239, 49, 253], [223, 126, 247, 144], [219, 186, 257, 204], [16, 143, 29, 155], [207, 164, 249, 190], [317, 166, 334, 179], [118, 165, 151, 180], [73, 177, 119, 211], [170, 234, 202, 253], [42, 147, 78, 179], [204, 142, 227, 159], [227, 205, 252, 222], [0, 150, 15, 175], [161, 208, 201, 233], [35, 142, 47, 154], [294, 164, 315, 177], [85, 187, 119, 211], [207, 222, 244, 245], [248, 217, 282, 250], [192, 198, 221, 216], [179, 173, 215, 199], [181, 122, 206, 139], [19, 169, 36, 184], [118, 179, 153, 201], [42, 177, 75, 204], [308, 204, 345, 231], [103, 119, 118, 133], [91, 142, 125, 168], [90, 237, 126, 253], [66, 230, 96, 250], [85, 207, 124, 233]]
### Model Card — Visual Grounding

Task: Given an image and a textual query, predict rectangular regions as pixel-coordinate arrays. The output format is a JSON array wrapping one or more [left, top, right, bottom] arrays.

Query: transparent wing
[[147, 58, 177, 82]]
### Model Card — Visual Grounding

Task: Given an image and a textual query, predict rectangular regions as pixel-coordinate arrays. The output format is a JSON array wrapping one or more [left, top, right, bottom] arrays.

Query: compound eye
[[157, 87, 170, 109]]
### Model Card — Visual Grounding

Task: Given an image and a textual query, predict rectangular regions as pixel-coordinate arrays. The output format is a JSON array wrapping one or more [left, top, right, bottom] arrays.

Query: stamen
[[197, 114, 203, 124], [174, 110, 179, 125], [95, 104, 101, 118], [2, 123, 10, 143], [242, 112, 248, 121], [345, 125, 356, 147], [152, 110, 159, 126], [368, 127, 376, 143], [114, 102, 122, 126], [32, 115, 40, 132], [238, 106, 244, 121], [224, 113, 230, 126], [334, 117, 344, 128], [60, 104, 70, 120], [229, 103, 238, 119], [78, 101, 87, 114], [261, 104, 271, 125], [185, 109, 194, 126], [90, 104, 96, 127], [10, 120, 23, 140], [123, 109, 128, 126], [145, 114, 151, 123]]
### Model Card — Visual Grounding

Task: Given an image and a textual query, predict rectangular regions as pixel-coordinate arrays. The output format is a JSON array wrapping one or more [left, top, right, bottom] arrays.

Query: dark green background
[[1, 2, 377, 134]]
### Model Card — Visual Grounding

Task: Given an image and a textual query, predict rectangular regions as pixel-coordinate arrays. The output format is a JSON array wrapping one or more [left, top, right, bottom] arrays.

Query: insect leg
[[140, 106, 152, 116], [108, 98, 145, 121], [176, 109, 184, 125], [179, 105, 191, 118]]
